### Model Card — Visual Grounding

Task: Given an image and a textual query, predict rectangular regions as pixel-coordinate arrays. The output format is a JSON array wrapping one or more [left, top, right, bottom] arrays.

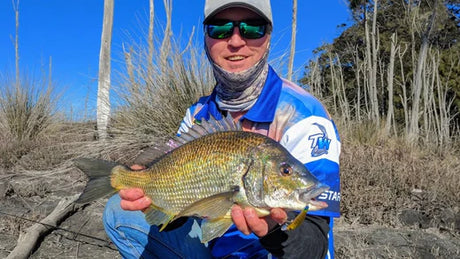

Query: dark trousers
[[260, 215, 330, 259]]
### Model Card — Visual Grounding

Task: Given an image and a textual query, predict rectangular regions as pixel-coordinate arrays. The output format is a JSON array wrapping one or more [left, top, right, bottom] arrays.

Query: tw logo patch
[[308, 123, 331, 157]]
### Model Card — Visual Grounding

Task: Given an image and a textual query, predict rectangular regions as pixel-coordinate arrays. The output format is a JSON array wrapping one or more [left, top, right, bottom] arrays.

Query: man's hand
[[119, 188, 151, 211], [231, 205, 287, 237], [119, 164, 151, 211]]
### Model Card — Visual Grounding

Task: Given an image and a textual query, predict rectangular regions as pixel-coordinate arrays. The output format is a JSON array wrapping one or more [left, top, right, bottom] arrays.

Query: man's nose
[[228, 27, 246, 47]]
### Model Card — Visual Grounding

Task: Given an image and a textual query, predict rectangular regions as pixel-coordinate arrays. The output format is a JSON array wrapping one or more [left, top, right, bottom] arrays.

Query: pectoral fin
[[201, 213, 233, 243], [174, 191, 236, 220]]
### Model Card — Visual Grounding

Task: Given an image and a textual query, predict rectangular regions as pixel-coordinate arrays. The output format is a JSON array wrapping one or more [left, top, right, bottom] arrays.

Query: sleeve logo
[[308, 123, 331, 157]]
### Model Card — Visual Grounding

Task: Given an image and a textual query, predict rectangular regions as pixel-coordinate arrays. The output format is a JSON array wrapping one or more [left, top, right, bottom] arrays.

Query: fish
[[74, 115, 329, 243]]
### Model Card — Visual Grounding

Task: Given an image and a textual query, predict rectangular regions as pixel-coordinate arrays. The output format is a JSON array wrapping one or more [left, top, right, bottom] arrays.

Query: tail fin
[[74, 158, 119, 204]]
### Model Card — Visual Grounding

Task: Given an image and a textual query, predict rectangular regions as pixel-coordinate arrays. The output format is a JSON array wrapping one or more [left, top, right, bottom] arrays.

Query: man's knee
[[102, 194, 122, 227]]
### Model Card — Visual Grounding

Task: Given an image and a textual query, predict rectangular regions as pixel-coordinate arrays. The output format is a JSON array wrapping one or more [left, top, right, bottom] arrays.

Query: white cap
[[204, 0, 273, 24]]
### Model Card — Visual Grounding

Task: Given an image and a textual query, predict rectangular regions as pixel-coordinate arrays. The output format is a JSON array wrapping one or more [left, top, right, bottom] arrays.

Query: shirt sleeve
[[177, 106, 196, 135]]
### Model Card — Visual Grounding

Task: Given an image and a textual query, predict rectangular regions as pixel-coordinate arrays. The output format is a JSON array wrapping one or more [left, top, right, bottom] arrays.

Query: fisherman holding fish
[[95, 0, 341, 258]]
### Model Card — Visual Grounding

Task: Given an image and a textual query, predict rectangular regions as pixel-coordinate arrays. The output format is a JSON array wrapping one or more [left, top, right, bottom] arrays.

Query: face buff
[[206, 44, 270, 112]]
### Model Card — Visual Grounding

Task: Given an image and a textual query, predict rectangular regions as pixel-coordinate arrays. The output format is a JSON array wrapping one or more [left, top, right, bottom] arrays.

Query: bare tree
[[13, 0, 20, 90], [384, 33, 398, 136], [148, 0, 155, 77], [97, 0, 114, 140], [287, 0, 297, 81], [408, 0, 438, 142], [160, 0, 172, 74], [352, 45, 362, 122], [365, 0, 380, 125]]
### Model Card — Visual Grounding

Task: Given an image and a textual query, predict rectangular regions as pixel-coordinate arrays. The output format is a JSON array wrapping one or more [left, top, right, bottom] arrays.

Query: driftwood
[[7, 195, 81, 259]]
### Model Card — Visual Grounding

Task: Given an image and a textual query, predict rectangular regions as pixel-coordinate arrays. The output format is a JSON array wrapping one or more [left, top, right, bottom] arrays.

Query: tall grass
[[0, 76, 56, 141], [112, 40, 214, 138], [0, 74, 59, 168], [84, 31, 216, 162]]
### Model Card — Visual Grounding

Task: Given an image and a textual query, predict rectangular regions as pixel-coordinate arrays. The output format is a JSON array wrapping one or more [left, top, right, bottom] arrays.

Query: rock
[[398, 209, 431, 228]]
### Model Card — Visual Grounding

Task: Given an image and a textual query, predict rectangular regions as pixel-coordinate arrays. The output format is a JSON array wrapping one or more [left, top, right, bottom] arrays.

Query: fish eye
[[279, 163, 293, 176]]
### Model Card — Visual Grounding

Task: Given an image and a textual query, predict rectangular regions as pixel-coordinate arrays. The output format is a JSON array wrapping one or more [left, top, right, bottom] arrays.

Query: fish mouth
[[299, 183, 329, 203]]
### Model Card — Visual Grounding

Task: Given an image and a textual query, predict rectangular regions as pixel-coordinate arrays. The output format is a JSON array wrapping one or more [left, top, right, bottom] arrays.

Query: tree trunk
[[13, 0, 20, 91], [287, 0, 297, 81], [353, 46, 362, 122], [408, 0, 438, 143], [97, 0, 114, 140], [160, 0, 172, 75], [385, 33, 397, 136], [370, 0, 379, 125], [148, 0, 155, 77]]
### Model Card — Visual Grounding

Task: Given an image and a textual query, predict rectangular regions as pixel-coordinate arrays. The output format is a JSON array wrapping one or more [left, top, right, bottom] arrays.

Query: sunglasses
[[205, 19, 268, 39]]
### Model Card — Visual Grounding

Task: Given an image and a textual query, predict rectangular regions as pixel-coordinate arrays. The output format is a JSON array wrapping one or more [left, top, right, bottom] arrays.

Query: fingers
[[120, 196, 151, 211], [231, 206, 269, 237], [130, 164, 145, 170], [243, 208, 268, 237], [119, 188, 151, 211], [231, 205, 250, 235], [270, 208, 288, 224], [119, 188, 145, 201]]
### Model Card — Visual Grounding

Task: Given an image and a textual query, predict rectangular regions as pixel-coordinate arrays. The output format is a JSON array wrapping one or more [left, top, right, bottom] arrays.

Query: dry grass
[[339, 119, 460, 232], [0, 76, 57, 141], [0, 74, 60, 170], [111, 35, 215, 140]]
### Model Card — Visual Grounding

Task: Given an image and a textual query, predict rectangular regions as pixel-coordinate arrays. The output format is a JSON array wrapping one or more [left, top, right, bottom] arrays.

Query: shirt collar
[[194, 65, 283, 123]]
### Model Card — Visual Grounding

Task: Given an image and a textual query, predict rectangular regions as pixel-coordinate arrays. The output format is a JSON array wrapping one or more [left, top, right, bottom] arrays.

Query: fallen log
[[7, 195, 81, 259]]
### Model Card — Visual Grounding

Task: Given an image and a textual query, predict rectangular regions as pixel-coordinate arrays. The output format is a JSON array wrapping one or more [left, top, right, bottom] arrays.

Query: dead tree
[[384, 33, 398, 136], [408, 0, 438, 142], [148, 0, 155, 78], [287, 0, 297, 81], [13, 0, 20, 90], [96, 0, 114, 140]]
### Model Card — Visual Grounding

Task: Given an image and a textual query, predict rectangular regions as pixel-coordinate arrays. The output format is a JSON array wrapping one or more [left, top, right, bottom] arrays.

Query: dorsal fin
[[173, 113, 241, 147], [137, 113, 242, 165]]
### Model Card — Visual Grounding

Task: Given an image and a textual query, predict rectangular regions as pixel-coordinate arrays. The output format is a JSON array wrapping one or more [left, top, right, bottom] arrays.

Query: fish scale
[[135, 131, 265, 214]]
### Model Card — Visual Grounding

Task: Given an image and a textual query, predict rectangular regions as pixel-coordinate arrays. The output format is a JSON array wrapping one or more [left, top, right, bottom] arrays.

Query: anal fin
[[201, 213, 233, 243], [144, 205, 175, 231]]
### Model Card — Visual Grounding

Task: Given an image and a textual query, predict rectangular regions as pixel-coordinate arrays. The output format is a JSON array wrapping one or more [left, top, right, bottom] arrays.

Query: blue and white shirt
[[178, 65, 341, 258]]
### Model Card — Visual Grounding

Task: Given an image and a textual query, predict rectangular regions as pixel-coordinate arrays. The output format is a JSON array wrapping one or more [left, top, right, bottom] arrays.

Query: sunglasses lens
[[206, 22, 234, 39], [240, 23, 266, 39], [205, 21, 267, 39]]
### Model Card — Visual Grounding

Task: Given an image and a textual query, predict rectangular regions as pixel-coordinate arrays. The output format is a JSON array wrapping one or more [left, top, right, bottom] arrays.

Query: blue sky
[[0, 1, 351, 120]]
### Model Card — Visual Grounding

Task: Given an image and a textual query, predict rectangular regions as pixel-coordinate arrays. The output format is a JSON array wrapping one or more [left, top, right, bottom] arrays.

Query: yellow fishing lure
[[282, 206, 309, 231]]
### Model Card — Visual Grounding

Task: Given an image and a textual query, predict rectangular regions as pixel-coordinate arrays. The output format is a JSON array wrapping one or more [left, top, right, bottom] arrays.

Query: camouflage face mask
[[205, 42, 270, 112]]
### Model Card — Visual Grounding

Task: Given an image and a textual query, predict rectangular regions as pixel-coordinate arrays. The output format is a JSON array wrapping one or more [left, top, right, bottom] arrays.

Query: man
[[103, 0, 341, 258]]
